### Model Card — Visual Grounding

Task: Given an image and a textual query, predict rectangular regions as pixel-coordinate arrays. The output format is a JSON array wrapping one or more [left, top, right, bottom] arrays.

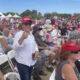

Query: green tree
[[20, 9, 31, 18], [58, 13, 72, 18], [31, 10, 37, 19], [4, 12, 19, 16], [44, 13, 51, 19], [51, 12, 58, 18], [37, 12, 43, 19]]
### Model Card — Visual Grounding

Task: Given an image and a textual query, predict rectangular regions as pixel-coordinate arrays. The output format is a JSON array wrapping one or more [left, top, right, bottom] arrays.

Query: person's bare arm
[[0, 71, 3, 80], [38, 46, 45, 50], [0, 38, 12, 50], [38, 46, 50, 50], [47, 38, 53, 43], [62, 64, 78, 80]]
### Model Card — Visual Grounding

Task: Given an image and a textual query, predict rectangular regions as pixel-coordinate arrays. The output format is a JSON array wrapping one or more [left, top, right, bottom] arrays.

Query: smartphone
[[32, 53, 35, 60]]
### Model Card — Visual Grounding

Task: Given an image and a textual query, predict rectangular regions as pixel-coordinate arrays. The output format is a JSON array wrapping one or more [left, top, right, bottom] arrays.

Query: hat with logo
[[61, 41, 80, 53]]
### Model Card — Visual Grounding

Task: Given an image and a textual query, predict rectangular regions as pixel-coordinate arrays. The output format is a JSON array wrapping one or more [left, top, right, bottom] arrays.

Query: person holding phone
[[13, 16, 39, 80]]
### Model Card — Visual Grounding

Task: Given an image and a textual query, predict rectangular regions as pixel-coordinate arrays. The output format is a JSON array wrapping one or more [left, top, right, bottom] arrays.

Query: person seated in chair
[[0, 27, 12, 54], [33, 26, 60, 72]]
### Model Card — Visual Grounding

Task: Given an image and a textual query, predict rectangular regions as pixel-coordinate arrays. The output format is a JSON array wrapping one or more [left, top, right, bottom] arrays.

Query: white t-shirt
[[13, 30, 38, 66], [51, 29, 58, 39], [45, 19, 51, 24]]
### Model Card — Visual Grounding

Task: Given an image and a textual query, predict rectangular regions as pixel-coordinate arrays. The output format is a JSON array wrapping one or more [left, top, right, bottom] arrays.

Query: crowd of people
[[0, 15, 80, 80]]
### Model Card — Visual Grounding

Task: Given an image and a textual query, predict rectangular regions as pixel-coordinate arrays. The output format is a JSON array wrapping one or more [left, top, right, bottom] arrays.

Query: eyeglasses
[[71, 50, 80, 54]]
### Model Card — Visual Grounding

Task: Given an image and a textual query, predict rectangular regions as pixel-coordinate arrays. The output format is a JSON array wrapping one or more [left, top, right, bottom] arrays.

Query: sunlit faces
[[3, 27, 10, 36], [22, 24, 31, 33]]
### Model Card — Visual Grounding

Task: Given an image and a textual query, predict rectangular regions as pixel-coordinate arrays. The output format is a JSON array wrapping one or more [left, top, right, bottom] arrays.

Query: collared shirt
[[13, 30, 38, 66], [34, 33, 47, 47]]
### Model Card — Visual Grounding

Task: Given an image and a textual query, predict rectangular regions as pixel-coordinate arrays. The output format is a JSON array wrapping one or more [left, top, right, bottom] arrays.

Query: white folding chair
[[49, 69, 56, 80], [7, 50, 15, 72], [7, 50, 15, 60], [0, 54, 14, 73], [4, 50, 21, 80], [0, 53, 14, 72], [4, 72, 21, 80], [0, 54, 8, 65]]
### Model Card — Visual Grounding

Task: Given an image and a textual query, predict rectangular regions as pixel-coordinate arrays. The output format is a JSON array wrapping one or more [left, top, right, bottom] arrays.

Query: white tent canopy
[[7, 14, 13, 18], [1, 14, 5, 18], [0, 12, 3, 16], [0, 12, 5, 19], [54, 16, 58, 19], [13, 14, 21, 18]]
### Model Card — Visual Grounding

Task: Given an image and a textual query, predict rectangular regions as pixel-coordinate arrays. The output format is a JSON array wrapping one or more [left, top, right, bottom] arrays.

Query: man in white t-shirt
[[13, 16, 39, 80]]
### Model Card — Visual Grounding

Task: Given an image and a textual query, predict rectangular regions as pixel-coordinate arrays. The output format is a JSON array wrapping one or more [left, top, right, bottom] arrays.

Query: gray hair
[[68, 30, 80, 45]]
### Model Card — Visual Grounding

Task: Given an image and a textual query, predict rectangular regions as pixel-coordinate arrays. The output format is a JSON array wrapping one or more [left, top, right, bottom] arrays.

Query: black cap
[[33, 26, 42, 32]]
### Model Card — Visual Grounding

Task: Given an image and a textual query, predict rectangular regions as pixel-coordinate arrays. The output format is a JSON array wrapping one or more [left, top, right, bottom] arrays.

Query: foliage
[[3, 9, 80, 19], [20, 10, 43, 19], [4, 12, 19, 16]]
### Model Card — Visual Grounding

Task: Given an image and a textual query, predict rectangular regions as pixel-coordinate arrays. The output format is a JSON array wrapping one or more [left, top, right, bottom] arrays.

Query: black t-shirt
[[0, 66, 1, 71], [60, 27, 67, 36], [0, 65, 1, 70]]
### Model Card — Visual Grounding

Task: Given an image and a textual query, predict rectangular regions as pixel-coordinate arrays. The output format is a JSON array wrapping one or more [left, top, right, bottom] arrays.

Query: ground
[[41, 67, 52, 80]]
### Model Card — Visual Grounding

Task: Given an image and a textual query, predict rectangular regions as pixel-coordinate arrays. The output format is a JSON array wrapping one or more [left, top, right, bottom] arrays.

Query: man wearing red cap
[[13, 16, 39, 80]]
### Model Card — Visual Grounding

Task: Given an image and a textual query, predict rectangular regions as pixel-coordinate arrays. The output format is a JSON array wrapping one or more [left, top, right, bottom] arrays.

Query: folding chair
[[0, 54, 8, 65], [0, 50, 15, 71], [4, 72, 20, 80], [7, 50, 15, 72], [7, 50, 15, 60], [3, 50, 21, 80], [49, 69, 56, 80]]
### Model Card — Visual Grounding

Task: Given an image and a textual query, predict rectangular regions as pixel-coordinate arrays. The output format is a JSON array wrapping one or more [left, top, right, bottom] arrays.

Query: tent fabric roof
[[7, 14, 13, 17], [0, 12, 5, 18], [13, 14, 21, 18], [0, 12, 3, 16]]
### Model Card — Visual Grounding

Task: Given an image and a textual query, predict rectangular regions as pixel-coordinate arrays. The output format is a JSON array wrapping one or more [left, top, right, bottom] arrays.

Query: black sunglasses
[[71, 50, 80, 54]]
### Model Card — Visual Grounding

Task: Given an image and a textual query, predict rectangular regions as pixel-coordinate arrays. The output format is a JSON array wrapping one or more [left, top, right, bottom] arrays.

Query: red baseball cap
[[21, 16, 34, 24], [75, 28, 80, 30], [52, 24, 58, 28], [0, 24, 2, 28], [61, 41, 80, 53], [37, 22, 43, 26]]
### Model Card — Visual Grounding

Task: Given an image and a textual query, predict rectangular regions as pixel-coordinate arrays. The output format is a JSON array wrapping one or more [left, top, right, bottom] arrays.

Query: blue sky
[[0, 0, 80, 14]]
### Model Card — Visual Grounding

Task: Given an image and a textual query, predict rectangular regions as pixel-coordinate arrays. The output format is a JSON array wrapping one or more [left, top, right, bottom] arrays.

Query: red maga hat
[[21, 16, 34, 24], [61, 41, 80, 53], [75, 28, 80, 31], [0, 24, 2, 27], [52, 24, 58, 28], [37, 22, 43, 26]]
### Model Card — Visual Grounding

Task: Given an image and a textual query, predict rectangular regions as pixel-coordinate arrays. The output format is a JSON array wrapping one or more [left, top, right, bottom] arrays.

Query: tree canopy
[[3, 9, 80, 19]]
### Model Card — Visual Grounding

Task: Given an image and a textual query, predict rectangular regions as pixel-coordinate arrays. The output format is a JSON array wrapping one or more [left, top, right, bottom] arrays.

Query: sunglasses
[[71, 50, 80, 54]]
